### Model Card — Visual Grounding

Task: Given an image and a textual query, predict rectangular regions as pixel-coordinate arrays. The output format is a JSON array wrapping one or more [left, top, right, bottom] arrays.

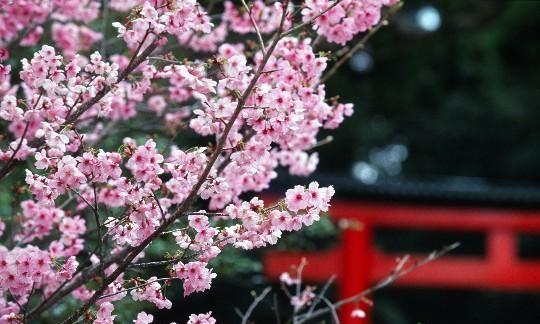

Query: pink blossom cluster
[[302, 0, 400, 44], [174, 261, 217, 296], [0, 0, 400, 321], [222, 183, 334, 250], [187, 312, 216, 324], [52, 23, 103, 59], [291, 286, 316, 311], [94, 302, 116, 324], [279, 261, 371, 321], [0, 45, 120, 164], [131, 277, 172, 309], [134, 312, 154, 324], [0, 245, 79, 320], [0, 1, 51, 49], [112, 0, 212, 50], [223, 1, 292, 35], [109, 0, 145, 12], [16, 200, 86, 257], [280, 267, 316, 311], [177, 23, 228, 53], [0, 0, 100, 56], [186, 37, 351, 211]]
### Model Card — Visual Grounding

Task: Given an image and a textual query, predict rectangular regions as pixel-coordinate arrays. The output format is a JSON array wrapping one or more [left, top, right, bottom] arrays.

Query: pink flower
[[148, 95, 167, 115], [290, 287, 316, 311], [0, 48, 9, 62], [270, 210, 292, 231], [286, 185, 309, 212], [126, 139, 164, 183], [187, 312, 216, 324], [94, 302, 115, 324], [130, 277, 172, 309], [188, 213, 210, 231], [58, 256, 79, 280], [174, 262, 217, 296], [133, 311, 154, 324]]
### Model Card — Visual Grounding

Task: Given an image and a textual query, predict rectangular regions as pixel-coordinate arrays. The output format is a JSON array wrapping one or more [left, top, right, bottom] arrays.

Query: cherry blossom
[[187, 312, 216, 324], [134, 312, 154, 324], [94, 302, 116, 324], [0, 0, 402, 321], [302, 0, 399, 45]]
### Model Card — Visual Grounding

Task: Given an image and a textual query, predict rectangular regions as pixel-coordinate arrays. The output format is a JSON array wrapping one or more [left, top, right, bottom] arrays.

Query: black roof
[[272, 173, 540, 209]]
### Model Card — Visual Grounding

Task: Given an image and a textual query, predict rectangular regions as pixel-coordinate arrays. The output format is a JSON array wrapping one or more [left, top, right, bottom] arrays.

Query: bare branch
[[273, 293, 282, 324], [321, 297, 340, 324], [241, 287, 272, 324], [240, 0, 267, 54], [296, 242, 461, 323], [304, 275, 336, 319]]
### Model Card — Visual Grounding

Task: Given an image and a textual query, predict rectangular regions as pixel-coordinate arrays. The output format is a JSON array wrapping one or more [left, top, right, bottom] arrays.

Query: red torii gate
[[263, 200, 540, 324]]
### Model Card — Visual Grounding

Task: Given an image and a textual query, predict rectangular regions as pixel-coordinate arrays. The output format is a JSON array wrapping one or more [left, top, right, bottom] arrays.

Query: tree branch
[[0, 35, 161, 182], [320, 2, 403, 84], [57, 5, 293, 322], [241, 287, 272, 324], [241, 0, 266, 54], [296, 242, 460, 323]]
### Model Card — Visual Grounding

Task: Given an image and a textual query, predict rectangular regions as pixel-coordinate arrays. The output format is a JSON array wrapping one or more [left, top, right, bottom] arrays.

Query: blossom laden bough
[[0, 0, 403, 322]]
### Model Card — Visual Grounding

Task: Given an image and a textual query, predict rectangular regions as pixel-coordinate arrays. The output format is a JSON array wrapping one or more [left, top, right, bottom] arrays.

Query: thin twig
[[303, 275, 336, 319], [98, 277, 173, 300], [296, 242, 461, 323], [240, 0, 266, 54], [292, 258, 307, 323], [91, 181, 105, 285], [128, 257, 183, 269], [0, 31, 161, 183], [281, 0, 343, 38], [152, 192, 167, 222], [1, 92, 43, 174], [148, 56, 183, 64], [57, 6, 291, 322], [321, 297, 340, 324], [241, 287, 272, 324], [320, 2, 403, 83], [22, 283, 36, 322], [68, 187, 97, 214], [309, 135, 333, 150], [273, 293, 282, 324]]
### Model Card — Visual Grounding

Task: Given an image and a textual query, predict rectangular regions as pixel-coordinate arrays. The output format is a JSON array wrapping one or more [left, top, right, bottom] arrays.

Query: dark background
[[320, 1, 540, 186], [316, 1, 540, 323]]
